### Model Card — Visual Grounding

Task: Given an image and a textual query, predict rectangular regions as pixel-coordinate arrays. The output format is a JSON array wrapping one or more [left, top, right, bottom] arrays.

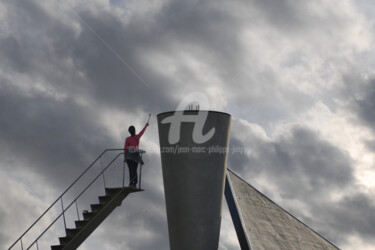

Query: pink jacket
[[124, 124, 147, 155]]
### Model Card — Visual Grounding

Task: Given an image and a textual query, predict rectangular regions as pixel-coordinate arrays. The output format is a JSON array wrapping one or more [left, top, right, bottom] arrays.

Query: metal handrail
[[26, 152, 124, 250], [8, 148, 124, 250]]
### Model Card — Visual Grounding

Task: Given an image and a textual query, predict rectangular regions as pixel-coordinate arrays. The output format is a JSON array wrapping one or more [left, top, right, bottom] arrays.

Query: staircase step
[[83, 211, 95, 220], [66, 228, 79, 237], [90, 203, 103, 213], [51, 245, 63, 250], [59, 236, 72, 245], [99, 195, 111, 204], [75, 220, 87, 229], [105, 187, 123, 196]]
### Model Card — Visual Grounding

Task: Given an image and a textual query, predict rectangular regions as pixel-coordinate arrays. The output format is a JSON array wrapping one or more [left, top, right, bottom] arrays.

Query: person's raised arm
[[136, 123, 148, 138], [136, 114, 151, 139]]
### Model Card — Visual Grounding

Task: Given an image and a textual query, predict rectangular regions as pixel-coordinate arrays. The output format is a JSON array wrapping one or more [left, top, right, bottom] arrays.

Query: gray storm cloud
[[1, 0, 375, 249]]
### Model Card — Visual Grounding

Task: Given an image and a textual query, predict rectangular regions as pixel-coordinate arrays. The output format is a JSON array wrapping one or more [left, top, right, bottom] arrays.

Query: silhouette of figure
[[124, 122, 149, 188]]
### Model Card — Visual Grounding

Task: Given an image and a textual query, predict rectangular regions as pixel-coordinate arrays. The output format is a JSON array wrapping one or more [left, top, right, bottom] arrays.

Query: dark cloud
[[344, 76, 375, 152], [298, 192, 375, 246], [0, 36, 32, 72], [156, 1, 243, 64], [70, 9, 177, 112], [0, 0, 179, 185], [229, 124, 354, 193], [334, 193, 375, 239], [352, 78, 375, 129], [365, 139, 375, 152], [252, 0, 300, 28], [0, 81, 111, 187], [227, 120, 375, 247], [1, 0, 374, 249], [0, 210, 7, 248], [1, 0, 176, 114], [0, 0, 176, 248]]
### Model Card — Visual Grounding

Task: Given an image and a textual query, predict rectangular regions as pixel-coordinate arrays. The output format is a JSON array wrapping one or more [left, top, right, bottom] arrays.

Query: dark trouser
[[127, 160, 138, 186]]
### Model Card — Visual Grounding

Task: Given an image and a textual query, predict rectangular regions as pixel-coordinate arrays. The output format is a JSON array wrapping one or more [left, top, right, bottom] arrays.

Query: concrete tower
[[157, 110, 231, 250]]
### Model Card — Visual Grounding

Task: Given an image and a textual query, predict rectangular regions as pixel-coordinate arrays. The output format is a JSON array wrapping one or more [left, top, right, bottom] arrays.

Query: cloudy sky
[[1, 0, 375, 249]]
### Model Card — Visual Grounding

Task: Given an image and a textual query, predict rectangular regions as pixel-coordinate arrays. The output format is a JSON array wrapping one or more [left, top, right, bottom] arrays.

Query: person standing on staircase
[[124, 114, 150, 188]]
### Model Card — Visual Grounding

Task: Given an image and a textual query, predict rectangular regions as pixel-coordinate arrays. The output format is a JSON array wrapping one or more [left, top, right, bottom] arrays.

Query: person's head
[[128, 125, 136, 136]]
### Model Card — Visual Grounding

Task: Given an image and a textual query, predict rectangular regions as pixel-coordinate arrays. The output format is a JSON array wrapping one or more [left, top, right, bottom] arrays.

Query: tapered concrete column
[[157, 110, 231, 250]]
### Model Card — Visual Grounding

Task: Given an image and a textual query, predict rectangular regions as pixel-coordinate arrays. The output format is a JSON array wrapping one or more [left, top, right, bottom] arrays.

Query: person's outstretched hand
[[146, 113, 151, 126]]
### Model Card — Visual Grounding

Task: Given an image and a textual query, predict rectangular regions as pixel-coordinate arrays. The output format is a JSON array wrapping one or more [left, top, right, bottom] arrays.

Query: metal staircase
[[8, 149, 146, 250], [51, 187, 141, 250]]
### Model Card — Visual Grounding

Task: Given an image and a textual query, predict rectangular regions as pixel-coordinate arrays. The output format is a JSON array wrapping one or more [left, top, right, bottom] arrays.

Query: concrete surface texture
[[227, 170, 339, 250], [157, 111, 231, 250]]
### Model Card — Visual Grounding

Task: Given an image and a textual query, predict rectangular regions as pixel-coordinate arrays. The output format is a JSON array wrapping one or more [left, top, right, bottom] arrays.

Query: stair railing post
[[61, 198, 67, 230], [100, 157, 106, 188], [123, 161, 126, 187], [75, 200, 80, 221], [20, 238, 23, 250], [36, 240, 39, 250], [139, 152, 143, 189]]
